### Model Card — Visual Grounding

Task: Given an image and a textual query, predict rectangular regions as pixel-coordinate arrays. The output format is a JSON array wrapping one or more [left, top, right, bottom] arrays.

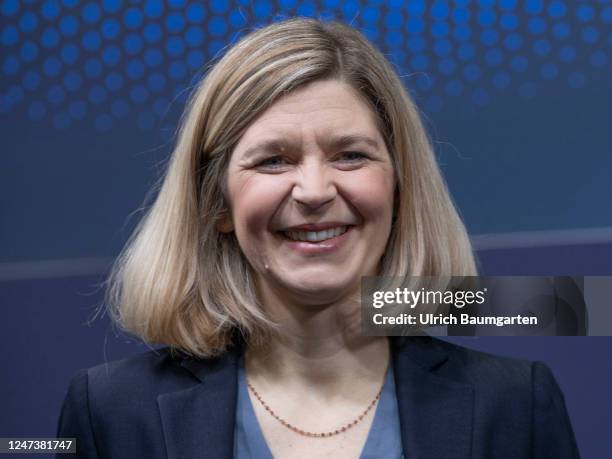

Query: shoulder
[[393, 337, 579, 457], [62, 344, 243, 415], [396, 336, 534, 381], [57, 348, 229, 457], [394, 336, 568, 410], [88, 347, 192, 384], [444, 338, 571, 403], [60, 347, 207, 426], [433, 338, 565, 397], [70, 347, 206, 404], [433, 337, 533, 383]]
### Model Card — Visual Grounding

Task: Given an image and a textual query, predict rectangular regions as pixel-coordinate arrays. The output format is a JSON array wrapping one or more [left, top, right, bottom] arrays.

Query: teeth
[[284, 226, 348, 242]]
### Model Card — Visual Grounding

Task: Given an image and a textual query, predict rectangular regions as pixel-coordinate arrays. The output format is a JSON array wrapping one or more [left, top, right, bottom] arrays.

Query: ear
[[216, 211, 234, 233]]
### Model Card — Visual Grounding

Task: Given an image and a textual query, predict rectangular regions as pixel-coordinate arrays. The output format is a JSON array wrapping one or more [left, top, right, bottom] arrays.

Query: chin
[[282, 276, 358, 304]]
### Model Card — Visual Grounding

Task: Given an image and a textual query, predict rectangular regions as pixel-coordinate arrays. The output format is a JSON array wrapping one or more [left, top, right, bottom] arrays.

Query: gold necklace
[[246, 375, 385, 438]]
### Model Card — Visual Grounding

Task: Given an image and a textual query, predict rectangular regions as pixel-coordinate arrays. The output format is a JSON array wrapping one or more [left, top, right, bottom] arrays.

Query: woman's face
[[222, 79, 395, 305]]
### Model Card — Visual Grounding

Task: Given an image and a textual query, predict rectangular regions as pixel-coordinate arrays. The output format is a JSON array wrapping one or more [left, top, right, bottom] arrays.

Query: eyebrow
[[240, 139, 297, 160], [239, 134, 381, 159], [323, 134, 381, 151]]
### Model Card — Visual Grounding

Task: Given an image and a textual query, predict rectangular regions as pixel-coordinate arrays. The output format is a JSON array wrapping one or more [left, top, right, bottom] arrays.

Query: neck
[[245, 282, 390, 398]]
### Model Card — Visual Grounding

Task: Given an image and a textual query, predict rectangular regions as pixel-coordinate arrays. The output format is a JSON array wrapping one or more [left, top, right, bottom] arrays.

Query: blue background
[[1, 0, 611, 457]]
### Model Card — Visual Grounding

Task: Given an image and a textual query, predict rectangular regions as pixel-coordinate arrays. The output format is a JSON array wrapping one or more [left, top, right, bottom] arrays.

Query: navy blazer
[[57, 336, 580, 458]]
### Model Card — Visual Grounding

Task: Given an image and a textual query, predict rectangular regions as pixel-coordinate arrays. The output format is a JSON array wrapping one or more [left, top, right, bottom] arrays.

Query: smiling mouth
[[281, 225, 350, 243]]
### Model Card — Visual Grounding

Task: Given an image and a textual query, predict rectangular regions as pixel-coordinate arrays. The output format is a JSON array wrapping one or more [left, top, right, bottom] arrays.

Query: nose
[[291, 160, 336, 211]]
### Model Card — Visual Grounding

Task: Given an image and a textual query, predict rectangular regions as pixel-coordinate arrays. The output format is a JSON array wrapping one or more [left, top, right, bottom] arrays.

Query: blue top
[[233, 354, 403, 458]]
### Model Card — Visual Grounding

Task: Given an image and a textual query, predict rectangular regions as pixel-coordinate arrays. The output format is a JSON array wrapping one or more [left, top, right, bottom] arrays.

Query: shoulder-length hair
[[106, 18, 477, 357]]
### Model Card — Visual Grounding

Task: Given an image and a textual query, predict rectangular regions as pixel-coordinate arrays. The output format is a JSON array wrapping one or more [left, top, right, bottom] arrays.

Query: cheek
[[343, 168, 395, 222], [228, 174, 287, 239]]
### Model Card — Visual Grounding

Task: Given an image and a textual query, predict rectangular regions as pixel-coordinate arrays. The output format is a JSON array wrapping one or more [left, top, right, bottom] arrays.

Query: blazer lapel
[[157, 344, 242, 459], [156, 336, 473, 459], [392, 336, 474, 459]]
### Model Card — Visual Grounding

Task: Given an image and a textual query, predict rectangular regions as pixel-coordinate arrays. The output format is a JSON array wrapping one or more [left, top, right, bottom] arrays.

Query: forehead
[[237, 79, 383, 146]]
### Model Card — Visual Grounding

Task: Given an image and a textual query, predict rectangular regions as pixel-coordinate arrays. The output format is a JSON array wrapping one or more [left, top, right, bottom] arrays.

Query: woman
[[58, 18, 579, 458]]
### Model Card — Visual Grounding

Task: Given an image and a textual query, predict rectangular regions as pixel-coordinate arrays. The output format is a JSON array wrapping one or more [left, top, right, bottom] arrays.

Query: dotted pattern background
[[1, 0, 611, 134]]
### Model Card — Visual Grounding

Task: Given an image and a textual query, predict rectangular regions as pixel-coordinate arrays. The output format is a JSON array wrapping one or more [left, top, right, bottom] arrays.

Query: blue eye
[[257, 156, 287, 169], [339, 151, 368, 162]]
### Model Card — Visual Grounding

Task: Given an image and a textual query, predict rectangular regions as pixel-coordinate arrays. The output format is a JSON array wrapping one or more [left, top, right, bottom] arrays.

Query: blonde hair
[[106, 18, 477, 357]]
